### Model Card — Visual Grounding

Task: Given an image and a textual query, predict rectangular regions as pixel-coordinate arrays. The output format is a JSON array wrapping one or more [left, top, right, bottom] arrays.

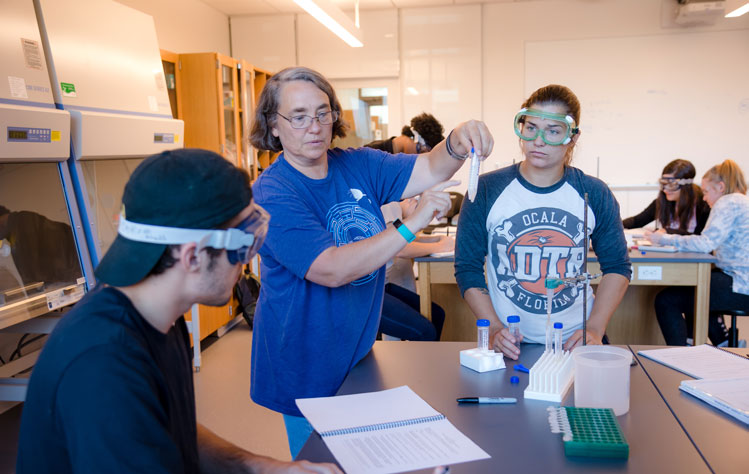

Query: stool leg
[[729, 315, 739, 348]]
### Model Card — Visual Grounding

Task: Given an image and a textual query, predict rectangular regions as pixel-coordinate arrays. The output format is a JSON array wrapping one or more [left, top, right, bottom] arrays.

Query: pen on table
[[457, 397, 517, 404]]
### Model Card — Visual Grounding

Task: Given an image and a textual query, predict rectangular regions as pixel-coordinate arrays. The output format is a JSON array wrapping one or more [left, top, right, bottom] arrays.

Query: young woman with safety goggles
[[623, 159, 710, 235], [455, 84, 631, 360]]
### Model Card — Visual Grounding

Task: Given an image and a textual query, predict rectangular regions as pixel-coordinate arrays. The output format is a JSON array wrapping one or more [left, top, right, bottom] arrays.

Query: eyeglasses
[[659, 177, 693, 192], [276, 110, 339, 129]]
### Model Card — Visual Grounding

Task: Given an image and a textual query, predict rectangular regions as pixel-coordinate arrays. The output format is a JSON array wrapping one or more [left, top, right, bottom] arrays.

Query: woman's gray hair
[[250, 67, 349, 152]]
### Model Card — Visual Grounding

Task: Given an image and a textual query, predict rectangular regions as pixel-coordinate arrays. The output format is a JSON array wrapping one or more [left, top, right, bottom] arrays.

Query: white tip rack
[[524, 350, 575, 402], [460, 348, 506, 372]]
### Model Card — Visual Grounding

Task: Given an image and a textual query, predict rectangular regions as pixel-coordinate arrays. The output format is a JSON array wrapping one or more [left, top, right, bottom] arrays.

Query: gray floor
[[193, 323, 291, 461]]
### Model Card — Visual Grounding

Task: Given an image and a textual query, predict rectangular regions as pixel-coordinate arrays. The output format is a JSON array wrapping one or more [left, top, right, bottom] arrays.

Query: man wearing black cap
[[16, 149, 341, 474]]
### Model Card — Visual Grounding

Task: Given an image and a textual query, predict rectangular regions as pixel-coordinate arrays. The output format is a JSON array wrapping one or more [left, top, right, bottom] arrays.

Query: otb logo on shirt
[[489, 208, 588, 314], [326, 193, 384, 286]]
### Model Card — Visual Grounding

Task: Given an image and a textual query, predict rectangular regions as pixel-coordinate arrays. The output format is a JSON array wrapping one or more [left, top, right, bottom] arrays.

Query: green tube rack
[[547, 406, 629, 459]]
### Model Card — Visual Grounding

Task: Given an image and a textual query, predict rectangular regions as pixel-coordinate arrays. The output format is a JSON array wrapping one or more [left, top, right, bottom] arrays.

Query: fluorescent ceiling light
[[725, 0, 749, 17], [294, 0, 364, 48]]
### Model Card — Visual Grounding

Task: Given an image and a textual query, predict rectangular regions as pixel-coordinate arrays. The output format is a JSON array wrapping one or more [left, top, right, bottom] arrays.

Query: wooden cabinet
[[160, 49, 182, 120], [159, 50, 239, 342], [178, 52, 242, 167], [237, 62, 278, 182]]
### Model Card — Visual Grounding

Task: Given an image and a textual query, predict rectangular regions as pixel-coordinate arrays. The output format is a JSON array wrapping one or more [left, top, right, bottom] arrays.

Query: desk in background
[[632, 345, 749, 474], [298, 342, 714, 473], [415, 250, 716, 345]]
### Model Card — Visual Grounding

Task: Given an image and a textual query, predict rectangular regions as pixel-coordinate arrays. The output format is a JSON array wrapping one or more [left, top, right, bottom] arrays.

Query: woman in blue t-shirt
[[248, 66, 493, 457], [455, 84, 631, 361]]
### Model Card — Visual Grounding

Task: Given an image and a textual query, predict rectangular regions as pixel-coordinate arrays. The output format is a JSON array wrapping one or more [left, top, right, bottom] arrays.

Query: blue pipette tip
[[545, 278, 563, 289], [510, 376, 519, 384], [514, 364, 530, 373], [471, 147, 475, 154]]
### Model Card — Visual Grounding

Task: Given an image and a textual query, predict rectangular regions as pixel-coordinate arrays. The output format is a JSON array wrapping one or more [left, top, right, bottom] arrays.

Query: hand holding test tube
[[467, 147, 481, 202]]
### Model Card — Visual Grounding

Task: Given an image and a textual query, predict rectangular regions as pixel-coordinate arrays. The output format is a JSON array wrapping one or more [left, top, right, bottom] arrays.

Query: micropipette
[[467, 147, 480, 201]]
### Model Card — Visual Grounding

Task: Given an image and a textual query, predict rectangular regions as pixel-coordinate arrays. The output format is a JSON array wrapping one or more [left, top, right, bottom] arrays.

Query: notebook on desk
[[639, 345, 749, 425], [633, 240, 677, 253], [296, 385, 489, 474], [679, 377, 749, 426], [637, 344, 749, 379]]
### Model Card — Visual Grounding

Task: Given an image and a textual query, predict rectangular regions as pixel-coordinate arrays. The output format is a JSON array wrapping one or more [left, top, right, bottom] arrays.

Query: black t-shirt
[[17, 286, 199, 474], [364, 137, 395, 153]]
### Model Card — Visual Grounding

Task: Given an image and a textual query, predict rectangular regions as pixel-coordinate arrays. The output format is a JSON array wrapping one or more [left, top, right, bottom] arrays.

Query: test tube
[[553, 322, 563, 354], [477, 319, 490, 351], [467, 148, 481, 202], [507, 315, 521, 353]]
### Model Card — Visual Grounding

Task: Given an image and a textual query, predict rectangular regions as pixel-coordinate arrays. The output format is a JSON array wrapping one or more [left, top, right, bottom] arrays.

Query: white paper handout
[[296, 385, 490, 474]]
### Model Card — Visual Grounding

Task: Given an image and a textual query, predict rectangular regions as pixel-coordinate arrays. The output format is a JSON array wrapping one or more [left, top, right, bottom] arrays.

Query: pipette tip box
[[460, 348, 506, 372], [547, 406, 629, 459]]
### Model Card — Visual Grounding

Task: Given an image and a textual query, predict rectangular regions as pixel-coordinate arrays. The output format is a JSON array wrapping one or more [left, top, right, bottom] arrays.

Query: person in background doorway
[[622, 159, 710, 235], [648, 159, 749, 346], [17, 148, 341, 474], [249, 66, 492, 458], [455, 84, 631, 360], [365, 112, 445, 154]]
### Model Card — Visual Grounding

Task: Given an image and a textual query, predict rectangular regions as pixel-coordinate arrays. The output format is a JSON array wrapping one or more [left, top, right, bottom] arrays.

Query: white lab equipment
[[507, 314, 521, 354], [467, 148, 480, 201], [460, 319, 505, 372], [524, 348, 575, 403], [573, 345, 632, 415], [0, 0, 90, 401]]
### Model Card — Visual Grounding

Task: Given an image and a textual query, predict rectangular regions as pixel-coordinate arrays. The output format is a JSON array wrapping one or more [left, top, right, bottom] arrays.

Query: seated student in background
[[623, 159, 711, 235], [17, 149, 341, 474], [379, 197, 451, 341], [647, 159, 749, 346], [455, 84, 631, 360], [366, 112, 444, 154]]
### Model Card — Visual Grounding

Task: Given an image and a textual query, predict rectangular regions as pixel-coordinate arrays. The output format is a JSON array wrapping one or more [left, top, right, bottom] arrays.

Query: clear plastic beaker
[[573, 345, 632, 416]]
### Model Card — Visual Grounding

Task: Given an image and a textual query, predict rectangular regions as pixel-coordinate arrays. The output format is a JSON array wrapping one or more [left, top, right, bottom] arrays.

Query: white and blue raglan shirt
[[455, 164, 631, 344], [659, 193, 749, 295], [251, 147, 415, 416]]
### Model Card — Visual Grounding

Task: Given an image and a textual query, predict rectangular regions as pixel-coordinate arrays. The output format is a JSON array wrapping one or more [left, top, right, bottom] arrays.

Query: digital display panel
[[8, 129, 29, 140], [7, 127, 51, 143]]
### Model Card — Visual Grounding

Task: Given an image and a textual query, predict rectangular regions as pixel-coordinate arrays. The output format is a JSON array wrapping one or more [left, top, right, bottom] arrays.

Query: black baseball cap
[[95, 148, 252, 287]]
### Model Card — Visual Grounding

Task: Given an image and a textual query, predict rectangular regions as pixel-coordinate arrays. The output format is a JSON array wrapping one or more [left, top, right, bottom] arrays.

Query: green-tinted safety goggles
[[514, 108, 579, 146]]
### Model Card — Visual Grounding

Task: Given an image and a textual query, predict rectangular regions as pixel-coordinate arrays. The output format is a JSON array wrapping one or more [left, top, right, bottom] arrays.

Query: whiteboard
[[525, 29, 749, 185]]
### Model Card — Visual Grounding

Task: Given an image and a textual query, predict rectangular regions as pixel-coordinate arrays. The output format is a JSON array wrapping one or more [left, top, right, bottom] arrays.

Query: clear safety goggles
[[412, 130, 431, 153], [659, 177, 693, 192], [513, 108, 579, 146], [117, 203, 270, 265]]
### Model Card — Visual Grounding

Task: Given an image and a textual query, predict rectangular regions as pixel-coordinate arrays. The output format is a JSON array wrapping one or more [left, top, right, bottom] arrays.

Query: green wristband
[[393, 219, 416, 243]]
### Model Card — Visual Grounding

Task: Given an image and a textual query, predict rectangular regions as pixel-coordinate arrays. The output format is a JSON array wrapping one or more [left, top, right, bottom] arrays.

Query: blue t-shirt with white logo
[[251, 147, 416, 416], [455, 164, 631, 344]]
